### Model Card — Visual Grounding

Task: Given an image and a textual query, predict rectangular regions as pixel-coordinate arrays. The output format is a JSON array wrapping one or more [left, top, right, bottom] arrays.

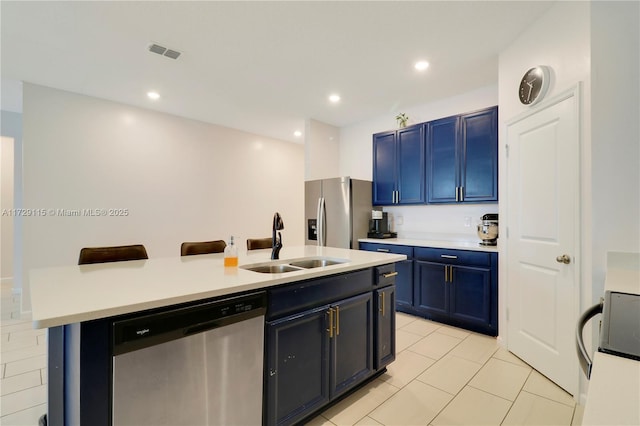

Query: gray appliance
[[576, 291, 640, 379], [111, 292, 266, 426], [305, 177, 372, 249]]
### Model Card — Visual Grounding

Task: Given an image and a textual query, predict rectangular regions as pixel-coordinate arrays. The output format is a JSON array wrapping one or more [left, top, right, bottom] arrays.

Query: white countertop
[[358, 237, 498, 253], [582, 251, 640, 425], [29, 246, 406, 329]]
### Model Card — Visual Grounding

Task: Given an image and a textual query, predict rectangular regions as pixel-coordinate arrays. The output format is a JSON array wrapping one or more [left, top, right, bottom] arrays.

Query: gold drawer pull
[[382, 271, 398, 278]]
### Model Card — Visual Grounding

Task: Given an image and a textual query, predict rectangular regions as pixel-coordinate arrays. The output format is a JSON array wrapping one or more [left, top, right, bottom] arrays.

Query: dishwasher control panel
[[112, 291, 266, 355]]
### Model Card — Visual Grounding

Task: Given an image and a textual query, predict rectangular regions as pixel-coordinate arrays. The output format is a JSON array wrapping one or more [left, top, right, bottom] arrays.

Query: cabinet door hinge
[[505, 144, 509, 158]]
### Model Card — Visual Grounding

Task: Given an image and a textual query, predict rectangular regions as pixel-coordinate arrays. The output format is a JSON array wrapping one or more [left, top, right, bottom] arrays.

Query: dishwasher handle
[[576, 300, 604, 379]]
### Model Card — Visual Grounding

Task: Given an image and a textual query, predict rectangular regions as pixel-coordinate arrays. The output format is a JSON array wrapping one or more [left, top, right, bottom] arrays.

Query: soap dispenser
[[224, 236, 238, 267]]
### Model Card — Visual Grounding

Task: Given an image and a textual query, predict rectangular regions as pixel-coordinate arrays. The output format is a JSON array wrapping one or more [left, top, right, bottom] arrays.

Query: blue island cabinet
[[360, 242, 414, 311], [264, 268, 396, 426], [372, 124, 425, 205]]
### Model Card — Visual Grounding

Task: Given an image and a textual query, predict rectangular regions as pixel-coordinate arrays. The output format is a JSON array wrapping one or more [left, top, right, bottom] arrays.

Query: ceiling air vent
[[148, 43, 182, 60]]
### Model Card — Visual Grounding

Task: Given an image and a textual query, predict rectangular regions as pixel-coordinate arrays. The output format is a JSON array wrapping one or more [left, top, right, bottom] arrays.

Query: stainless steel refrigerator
[[305, 177, 372, 249]]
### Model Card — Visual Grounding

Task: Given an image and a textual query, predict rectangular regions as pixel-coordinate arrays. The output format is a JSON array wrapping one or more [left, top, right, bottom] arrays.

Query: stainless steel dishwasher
[[111, 291, 266, 426]]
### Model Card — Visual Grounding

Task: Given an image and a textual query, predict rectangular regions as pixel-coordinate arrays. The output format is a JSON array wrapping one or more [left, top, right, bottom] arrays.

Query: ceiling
[[1, 1, 554, 143]]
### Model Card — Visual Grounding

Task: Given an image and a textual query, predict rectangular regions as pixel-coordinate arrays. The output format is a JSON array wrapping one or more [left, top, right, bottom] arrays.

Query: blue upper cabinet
[[427, 106, 498, 204], [372, 124, 425, 206], [372, 131, 397, 205], [426, 116, 459, 203]]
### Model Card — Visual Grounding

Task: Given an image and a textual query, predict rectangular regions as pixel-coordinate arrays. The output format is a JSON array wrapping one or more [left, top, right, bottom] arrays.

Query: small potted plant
[[396, 113, 408, 128]]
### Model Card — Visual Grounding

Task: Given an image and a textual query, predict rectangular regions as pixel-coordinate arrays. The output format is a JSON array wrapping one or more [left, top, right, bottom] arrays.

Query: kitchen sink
[[242, 264, 302, 274], [240, 257, 348, 273], [288, 258, 346, 269]]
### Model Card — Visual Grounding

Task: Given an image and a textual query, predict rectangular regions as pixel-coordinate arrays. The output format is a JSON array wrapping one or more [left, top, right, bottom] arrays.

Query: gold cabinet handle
[[335, 306, 340, 336], [444, 265, 449, 282], [327, 308, 334, 338], [383, 271, 398, 278], [381, 292, 386, 317]]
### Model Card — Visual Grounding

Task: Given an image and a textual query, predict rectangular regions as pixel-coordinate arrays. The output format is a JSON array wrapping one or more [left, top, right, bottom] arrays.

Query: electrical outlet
[[464, 216, 471, 227]]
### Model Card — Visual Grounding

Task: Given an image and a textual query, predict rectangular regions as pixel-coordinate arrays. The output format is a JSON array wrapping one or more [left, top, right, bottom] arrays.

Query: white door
[[506, 87, 580, 395]]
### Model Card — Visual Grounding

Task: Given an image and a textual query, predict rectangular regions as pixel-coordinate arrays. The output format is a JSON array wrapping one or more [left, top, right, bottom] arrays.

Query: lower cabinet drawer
[[414, 247, 491, 267], [374, 264, 397, 287], [359, 242, 414, 258]]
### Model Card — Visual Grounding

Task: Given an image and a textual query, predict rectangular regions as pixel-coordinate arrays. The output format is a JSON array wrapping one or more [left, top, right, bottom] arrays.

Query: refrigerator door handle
[[320, 197, 327, 246], [316, 197, 323, 246]]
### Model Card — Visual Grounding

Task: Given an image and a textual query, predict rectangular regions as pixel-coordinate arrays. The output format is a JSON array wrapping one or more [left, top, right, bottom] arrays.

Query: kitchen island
[[30, 245, 405, 426]]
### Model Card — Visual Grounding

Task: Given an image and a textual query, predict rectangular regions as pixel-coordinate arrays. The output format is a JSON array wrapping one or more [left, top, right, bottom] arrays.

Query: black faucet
[[271, 212, 285, 260]]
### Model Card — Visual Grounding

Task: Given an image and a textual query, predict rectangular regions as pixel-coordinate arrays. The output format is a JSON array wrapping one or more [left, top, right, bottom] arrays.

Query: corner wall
[[21, 84, 305, 311], [305, 119, 340, 181]]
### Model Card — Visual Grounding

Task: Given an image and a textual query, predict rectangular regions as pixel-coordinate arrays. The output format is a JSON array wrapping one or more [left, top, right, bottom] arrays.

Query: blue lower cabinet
[[395, 260, 414, 308], [331, 293, 374, 397], [360, 242, 414, 309], [265, 306, 331, 426], [375, 285, 396, 369], [361, 243, 498, 336], [449, 265, 493, 330], [265, 292, 375, 426], [414, 261, 449, 318], [413, 249, 498, 336]]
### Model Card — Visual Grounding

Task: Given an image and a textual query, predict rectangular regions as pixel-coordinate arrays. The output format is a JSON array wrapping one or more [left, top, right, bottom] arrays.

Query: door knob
[[556, 254, 571, 264]]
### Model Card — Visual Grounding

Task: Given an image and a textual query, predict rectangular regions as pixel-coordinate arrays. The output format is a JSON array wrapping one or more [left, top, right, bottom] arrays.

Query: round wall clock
[[518, 65, 550, 106]]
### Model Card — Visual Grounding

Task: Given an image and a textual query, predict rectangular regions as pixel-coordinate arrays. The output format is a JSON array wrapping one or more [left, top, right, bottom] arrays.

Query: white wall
[[305, 119, 340, 181], [498, 0, 640, 402], [1, 110, 23, 294], [1, 137, 15, 284], [21, 84, 305, 311], [339, 84, 499, 239], [590, 1, 640, 296], [498, 1, 592, 327]]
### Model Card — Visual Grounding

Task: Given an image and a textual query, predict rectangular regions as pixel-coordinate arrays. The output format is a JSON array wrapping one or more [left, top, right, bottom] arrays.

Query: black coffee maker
[[367, 211, 397, 239]]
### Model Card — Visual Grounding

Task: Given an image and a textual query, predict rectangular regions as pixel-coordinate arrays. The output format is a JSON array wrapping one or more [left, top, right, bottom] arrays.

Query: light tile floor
[[306, 312, 585, 426], [0, 283, 47, 425], [0, 284, 585, 425]]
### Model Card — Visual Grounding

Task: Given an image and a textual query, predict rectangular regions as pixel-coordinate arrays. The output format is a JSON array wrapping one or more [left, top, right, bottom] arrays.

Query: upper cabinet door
[[426, 106, 498, 204], [427, 116, 459, 203], [396, 125, 426, 204], [372, 131, 397, 205], [460, 106, 498, 202]]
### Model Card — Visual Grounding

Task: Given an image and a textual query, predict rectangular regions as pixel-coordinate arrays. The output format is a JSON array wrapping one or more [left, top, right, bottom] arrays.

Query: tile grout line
[[422, 343, 502, 424]]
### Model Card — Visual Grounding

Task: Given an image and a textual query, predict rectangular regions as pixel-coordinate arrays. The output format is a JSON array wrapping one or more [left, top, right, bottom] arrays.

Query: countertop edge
[[31, 250, 406, 329], [358, 238, 499, 253]]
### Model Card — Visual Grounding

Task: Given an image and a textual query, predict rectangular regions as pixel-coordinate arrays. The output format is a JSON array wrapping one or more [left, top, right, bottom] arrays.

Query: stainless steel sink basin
[[242, 264, 302, 274], [240, 257, 348, 273], [288, 258, 346, 269]]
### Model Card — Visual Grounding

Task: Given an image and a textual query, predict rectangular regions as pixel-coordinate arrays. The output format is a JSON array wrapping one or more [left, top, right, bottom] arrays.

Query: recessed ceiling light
[[414, 61, 430, 71], [147, 91, 160, 100], [294, 130, 302, 137], [329, 94, 341, 103]]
